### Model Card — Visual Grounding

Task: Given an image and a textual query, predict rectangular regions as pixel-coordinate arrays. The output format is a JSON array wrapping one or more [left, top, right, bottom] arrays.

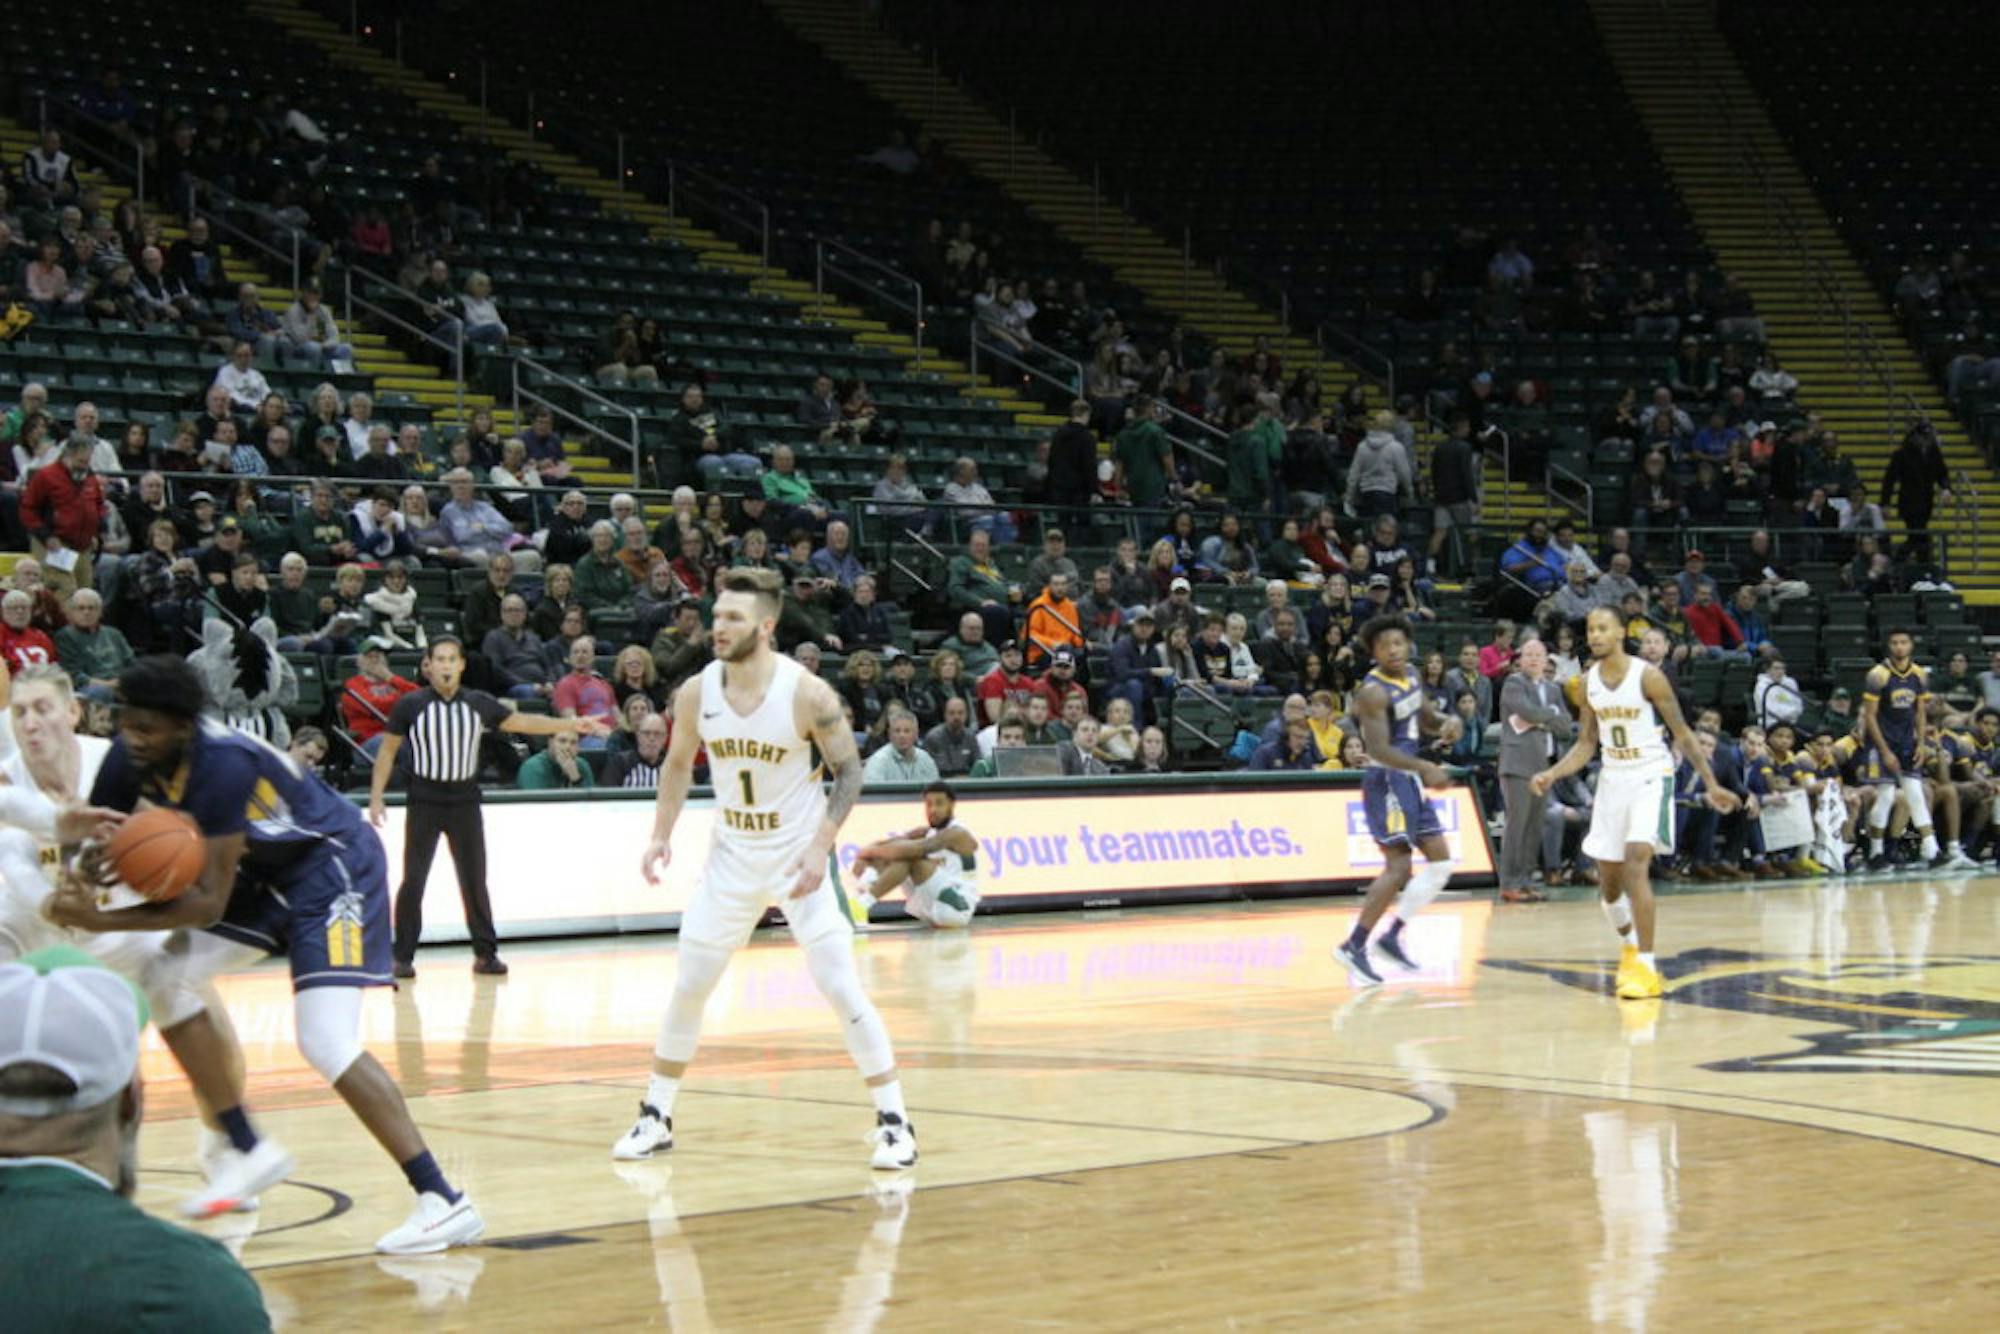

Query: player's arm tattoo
[[811, 692, 864, 830]]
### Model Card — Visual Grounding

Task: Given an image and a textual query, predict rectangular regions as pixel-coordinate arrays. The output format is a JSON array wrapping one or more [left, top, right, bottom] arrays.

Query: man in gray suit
[[1496, 638, 1573, 901]]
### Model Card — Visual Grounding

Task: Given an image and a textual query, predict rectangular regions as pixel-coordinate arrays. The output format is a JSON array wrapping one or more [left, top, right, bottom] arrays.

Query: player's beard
[[719, 625, 764, 663]]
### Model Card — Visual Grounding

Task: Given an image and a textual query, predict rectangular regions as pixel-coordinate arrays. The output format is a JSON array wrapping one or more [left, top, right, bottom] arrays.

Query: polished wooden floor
[[130, 876, 2000, 1330]]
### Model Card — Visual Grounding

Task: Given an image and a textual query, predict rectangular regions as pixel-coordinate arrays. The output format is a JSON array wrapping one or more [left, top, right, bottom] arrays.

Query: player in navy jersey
[[1337, 614, 1463, 983], [45, 655, 484, 1254], [1859, 627, 1951, 870]]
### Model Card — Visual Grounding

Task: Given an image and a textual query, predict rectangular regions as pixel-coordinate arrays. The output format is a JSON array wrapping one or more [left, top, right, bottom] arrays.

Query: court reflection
[[1584, 1108, 1679, 1334], [612, 1164, 914, 1334]]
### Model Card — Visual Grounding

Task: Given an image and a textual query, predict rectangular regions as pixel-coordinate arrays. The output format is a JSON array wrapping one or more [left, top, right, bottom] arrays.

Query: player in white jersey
[[0, 664, 288, 1216], [615, 568, 916, 1170], [847, 782, 981, 928], [1532, 608, 1735, 1000]]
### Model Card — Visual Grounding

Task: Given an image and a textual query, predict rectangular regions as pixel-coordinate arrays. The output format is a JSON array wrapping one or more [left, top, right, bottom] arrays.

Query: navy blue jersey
[[91, 720, 367, 874], [1361, 667, 1425, 756], [1863, 662, 1927, 763]]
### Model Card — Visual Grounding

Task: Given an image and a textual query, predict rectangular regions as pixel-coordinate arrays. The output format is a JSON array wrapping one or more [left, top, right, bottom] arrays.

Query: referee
[[369, 635, 609, 978]]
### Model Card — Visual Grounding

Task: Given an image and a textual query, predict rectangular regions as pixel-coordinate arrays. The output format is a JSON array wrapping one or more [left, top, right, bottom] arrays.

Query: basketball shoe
[[196, 1126, 261, 1213], [1335, 938, 1383, 985], [1375, 927, 1419, 972], [376, 1191, 485, 1255], [869, 1112, 918, 1170], [612, 1103, 674, 1160], [182, 1136, 294, 1219], [1616, 956, 1664, 1001]]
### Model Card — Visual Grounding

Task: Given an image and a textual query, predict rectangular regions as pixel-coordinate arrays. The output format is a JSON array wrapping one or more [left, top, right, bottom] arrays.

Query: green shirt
[[863, 744, 940, 784], [937, 634, 999, 677], [945, 555, 1010, 613], [0, 1161, 270, 1331], [1115, 419, 1173, 508], [1226, 427, 1272, 510], [54, 623, 136, 688], [266, 584, 320, 637], [761, 469, 819, 506], [517, 750, 596, 790], [573, 551, 635, 611]]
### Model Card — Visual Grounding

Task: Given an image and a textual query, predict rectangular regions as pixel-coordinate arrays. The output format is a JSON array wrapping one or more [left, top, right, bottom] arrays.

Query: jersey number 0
[[1610, 724, 1629, 749]]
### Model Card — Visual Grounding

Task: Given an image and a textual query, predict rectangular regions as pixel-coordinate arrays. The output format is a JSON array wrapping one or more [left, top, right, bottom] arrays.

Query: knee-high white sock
[[1395, 859, 1454, 921], [651, 942, 732, 1104], [1868, 783, 1896, 846]]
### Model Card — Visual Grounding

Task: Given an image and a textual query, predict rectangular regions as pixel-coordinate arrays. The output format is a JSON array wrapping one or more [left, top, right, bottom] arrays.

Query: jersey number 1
[[738, 771, 756, 806], [1611, 724, 1629, 748]]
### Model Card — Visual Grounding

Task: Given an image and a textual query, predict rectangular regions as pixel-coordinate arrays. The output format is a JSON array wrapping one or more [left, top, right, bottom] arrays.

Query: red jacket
[[21, 462, 104, 552], [0, 623, 57, 673], [1684, 602, 1744, 650], [341, 672, 419, 743]]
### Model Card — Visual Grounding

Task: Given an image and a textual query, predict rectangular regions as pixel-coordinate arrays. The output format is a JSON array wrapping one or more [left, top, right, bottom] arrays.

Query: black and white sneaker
[[1336, 938, 1383, 985], [1375, 931, 1419, 972], [869, 1112, 918, 1170], [612, 1102, 674, 1160]]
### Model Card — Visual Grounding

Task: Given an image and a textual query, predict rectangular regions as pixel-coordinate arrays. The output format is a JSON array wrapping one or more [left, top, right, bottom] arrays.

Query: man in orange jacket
[[1023, 570, 1084, 669]]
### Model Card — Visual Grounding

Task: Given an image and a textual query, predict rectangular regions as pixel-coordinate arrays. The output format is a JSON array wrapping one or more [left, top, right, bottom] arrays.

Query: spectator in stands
[[795, 373, 845, 440], [21, 436, 103, 596], [454, 551, 514, 647], [165, 217, 229, 308], [780, 573, 843, 650], [340, 638, 420, 758], [1045, 398, 1098, 523], [811, 519, 866, 592], [1629, 449, 1684, 533], [1711, 274, 1762, 340], [1551, 561, 1599, 628], [17, 128, 80, 207], [644, 600, 708, 689], [836, 572, 893, 652], [539, 491, 590, 568], [1345, 410, 1414, 521], [603, 712, 669, 789], [20, 239, 80, 318], [1689, 411, 1740, 465], [279, 282, 349, 368], [1753, 657, 1804, 728], [613, 517, 665, 587], [212, 342, 274, 418], [1839, 482, 1886, 536], [459, 272, 511, 349], [593, 311, 659, 387], [867, 452, 929, 532], [1024, 572, 1083, 670], [1073, 566, 1125, 651], [1684, 583, 1750, 661], [661, 385, 743, 486], [1256, 609, 1309, 694], [1249, 719, 1321, 772], [572, 520, 633, 615], [1488, 237, 1534, 290], [1196, 515, 1260, 586], [339, 392, 382, 461], [761, 443, 832, 530], [352, 427, 411, 485], [946, 527, 1016, 647], [666, 529, 714, 601], [517, 727, 593, 790], [1803, 429, 1861, 500], [1499, 519, 1564, 606], [1024, 528, 1079, 598], [1881, 418, 1953, 544], [552, 635, 617, 746], [1674, 551, 1717, 605], [440, 468, 538, 569], [1113, 396, 1176, 511], [610, 645, 667, 715], [864, 707, 939, 784], [289, 480, 358, 566], [52, 588, 131, 704], [224, 283, 280, 362], [937, 456, 1008, 541], [976, 639, 1036, 725], [0, 589, 55, 671], [969, 715, 1027, 778], [922, 695, 979, 777]]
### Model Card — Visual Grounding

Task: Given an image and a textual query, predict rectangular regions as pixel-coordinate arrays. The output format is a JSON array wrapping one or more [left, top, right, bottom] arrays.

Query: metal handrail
[[1546, 459, 1595, 524], [665, 160, 770, 269], [511, 354, 644, 488], [194, 203, 303, 295], [968, 319, 1084, 399], [816, 239, 925, 369], [1315, 320, 1397, 404], [342, 264, 466, 418]]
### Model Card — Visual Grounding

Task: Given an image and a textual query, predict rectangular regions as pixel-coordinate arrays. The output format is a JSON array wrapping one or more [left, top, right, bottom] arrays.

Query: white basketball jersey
[[925, 818, 979, 894], [0, 718, 110, 868], [1586, 659, 1670, 774], [699, 654, 824, 851]]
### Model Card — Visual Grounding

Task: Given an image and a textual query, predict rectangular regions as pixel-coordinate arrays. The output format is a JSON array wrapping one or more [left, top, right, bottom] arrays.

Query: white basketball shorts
[[1582, 765, 1677, 863]]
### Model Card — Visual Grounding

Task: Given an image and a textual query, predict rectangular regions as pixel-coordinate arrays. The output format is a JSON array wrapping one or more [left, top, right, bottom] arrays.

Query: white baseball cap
[[0, 948, 148, 1118]]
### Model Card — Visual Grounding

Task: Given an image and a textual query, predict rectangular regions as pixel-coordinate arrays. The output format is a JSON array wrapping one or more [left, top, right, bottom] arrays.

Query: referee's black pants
[[393, 798, 499, 964]]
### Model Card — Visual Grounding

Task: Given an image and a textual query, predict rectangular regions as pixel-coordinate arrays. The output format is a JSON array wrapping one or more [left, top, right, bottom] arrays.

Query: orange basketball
[[104, 808, 207, 902]]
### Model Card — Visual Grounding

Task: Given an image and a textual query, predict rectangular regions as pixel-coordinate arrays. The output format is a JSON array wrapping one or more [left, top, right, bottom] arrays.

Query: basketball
[[104, 808, 206, 902]]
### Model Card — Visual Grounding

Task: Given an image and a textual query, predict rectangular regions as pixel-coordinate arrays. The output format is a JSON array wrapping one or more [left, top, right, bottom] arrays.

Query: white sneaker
[[376, 1191, 485, 1255], [196, 1128, 260, 1214], [869, 1113, 917, 1170], [181, 1136, 294, 1219], [612, 1103, 674, 1160], [1943, 849, 1981, 871]]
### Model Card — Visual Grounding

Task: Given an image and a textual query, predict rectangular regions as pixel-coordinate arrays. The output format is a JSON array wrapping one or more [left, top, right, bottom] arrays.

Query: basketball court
[[132, 878, 2000, 1328]]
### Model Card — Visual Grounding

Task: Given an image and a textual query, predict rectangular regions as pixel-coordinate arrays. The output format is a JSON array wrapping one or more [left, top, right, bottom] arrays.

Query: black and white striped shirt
[[603, 751, 662, 790], [385, 687, 510, 802]]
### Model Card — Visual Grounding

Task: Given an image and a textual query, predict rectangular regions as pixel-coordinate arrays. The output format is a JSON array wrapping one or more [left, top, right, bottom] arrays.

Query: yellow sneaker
[[1799, 857, 1829, 875], [1612, 945, 1640, 995], [1617, 960, 1664, 1000]]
